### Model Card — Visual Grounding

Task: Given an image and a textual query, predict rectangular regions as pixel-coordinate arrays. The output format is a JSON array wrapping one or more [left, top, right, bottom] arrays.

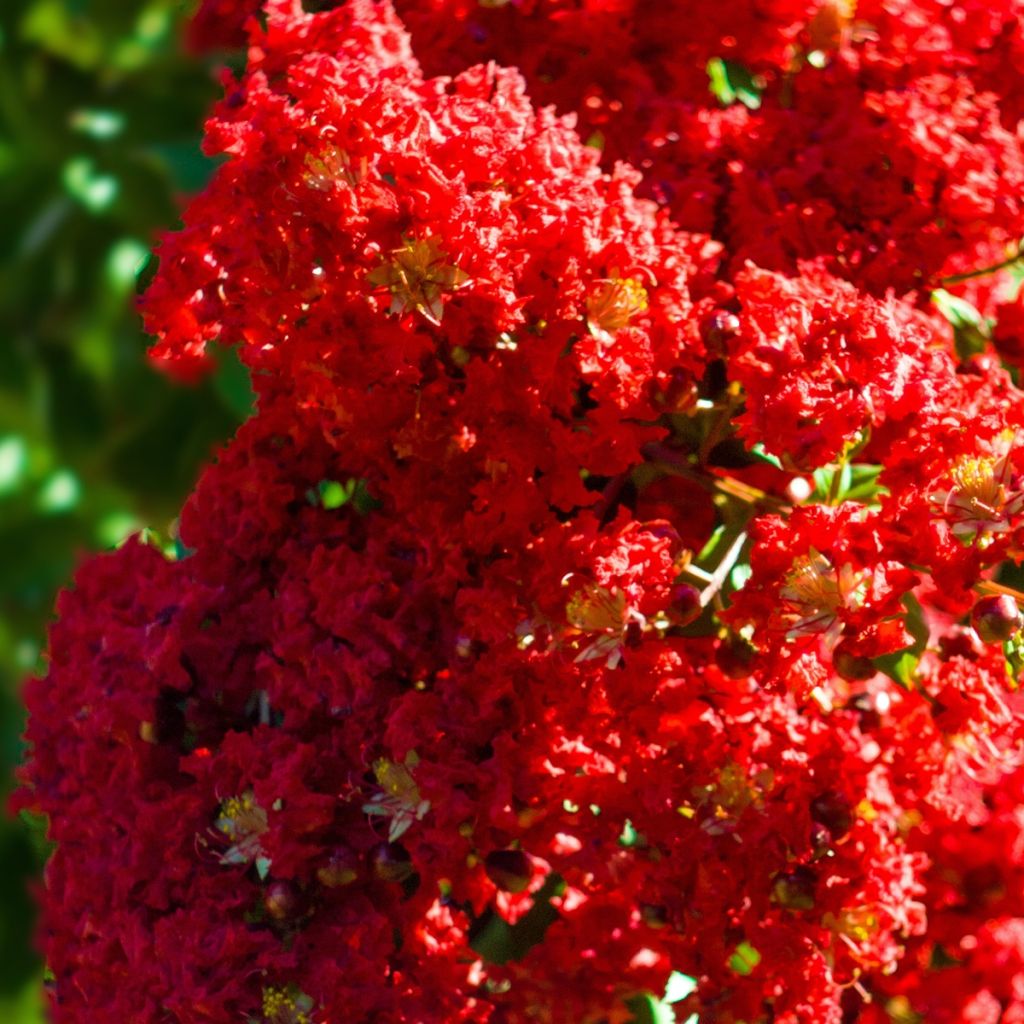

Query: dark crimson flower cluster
[[19, 0, 1024, 1021]]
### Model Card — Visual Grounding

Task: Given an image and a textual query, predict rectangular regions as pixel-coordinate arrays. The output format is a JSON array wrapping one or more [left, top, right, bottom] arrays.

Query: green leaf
[[319, 481, 349, 509], [696, 524, 728, 563], [707, 59, 763, 110], [62, 156, 119, 214], [749, 443, 783, 470], [810, 462, 887, 507], [105, 239, 150, 293], [626, 972, 700, 1024], [665, 972, 698, 1004], [728, 941, 762, 976], [313, 478, 380, 513], [69, 108, 125, 141], [873, 593, 929, 688], [1004, 632, 1024, 688], [36, 470, 80, 513], [95, 511, 141, 549], [843, 464, 887, 502], [876, 649, 919, 688], [730, 563, 753, 591], [469, 873, 564, 965], [932, 288, 991, 361], [619, 819, 644, 848], [212, 346, 256, 422], [626, 992, 675, 1024], [0, 438, 29, 497], [349, 478, 380, 515]]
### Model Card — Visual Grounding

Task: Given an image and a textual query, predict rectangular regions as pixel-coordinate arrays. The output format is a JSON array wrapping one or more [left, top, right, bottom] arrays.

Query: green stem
[[825, 458, 845, 506]]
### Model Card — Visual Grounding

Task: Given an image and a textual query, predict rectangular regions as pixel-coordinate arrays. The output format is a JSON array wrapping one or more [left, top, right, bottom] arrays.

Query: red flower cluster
[[20, 0, 1024, 1021]]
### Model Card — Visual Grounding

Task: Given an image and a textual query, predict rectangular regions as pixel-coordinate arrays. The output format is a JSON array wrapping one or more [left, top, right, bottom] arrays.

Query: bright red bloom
[[19, 0, 1024, 1021]]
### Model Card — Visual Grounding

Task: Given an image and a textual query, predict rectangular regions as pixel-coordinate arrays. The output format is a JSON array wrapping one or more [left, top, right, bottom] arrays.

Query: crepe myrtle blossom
[[18, 1, 1024, 1022]]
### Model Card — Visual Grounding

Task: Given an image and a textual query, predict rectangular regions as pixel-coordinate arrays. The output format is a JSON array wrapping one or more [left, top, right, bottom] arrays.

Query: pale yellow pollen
[[217, 791, 267, 841], [563, 579, 638, 669], [215, 790, 268, 866], [363, 753, 430, 842], [302, 145, 366, 191], [586, 277, 649, 336], [262, 986, 312, 1024], [373, 757, 420, 804]]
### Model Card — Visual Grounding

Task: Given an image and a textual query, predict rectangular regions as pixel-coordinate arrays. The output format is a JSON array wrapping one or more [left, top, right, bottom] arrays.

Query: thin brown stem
[[641, 441, 791, 513], [938, 246, 1024, 286], [977, 579, 1024, 602], [699, 531, 748, 608]]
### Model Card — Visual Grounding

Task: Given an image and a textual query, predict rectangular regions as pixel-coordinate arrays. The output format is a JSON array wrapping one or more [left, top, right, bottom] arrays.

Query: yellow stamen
[[367, 237, 469, 325], [586, 276, 649, 337], [216, 790, 268, 866], [566, 582, 628, 634], [931, 432, 1024, 545], [780, 550, 867, 640]]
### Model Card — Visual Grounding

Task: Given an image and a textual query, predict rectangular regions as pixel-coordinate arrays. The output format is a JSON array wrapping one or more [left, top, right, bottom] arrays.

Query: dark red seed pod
[[484, 849, 532, 893], [971, 594, 1023, 644], [715, 634, 756, 679], [667, 582, 702, 627], [368, 842, 414, 883]]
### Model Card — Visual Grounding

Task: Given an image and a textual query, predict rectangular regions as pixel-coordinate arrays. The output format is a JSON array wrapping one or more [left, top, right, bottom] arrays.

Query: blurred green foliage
[[0, 1, 249, 1017]]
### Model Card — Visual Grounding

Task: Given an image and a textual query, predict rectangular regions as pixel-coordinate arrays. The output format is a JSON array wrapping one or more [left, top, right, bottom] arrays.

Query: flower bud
[[700, 310, 741, 354], [484, 849, 532, 893], [771, 866, 817, 911], [971, 594, 1023, 644], [667, 582, 702, 627], [832, 642, 875, 682], [264, 881, 301, 921], [368, 842, 414, 883]]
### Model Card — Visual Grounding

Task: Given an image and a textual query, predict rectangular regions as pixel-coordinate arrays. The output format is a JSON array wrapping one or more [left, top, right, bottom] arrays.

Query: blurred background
[[0, 2, 250, 1016]]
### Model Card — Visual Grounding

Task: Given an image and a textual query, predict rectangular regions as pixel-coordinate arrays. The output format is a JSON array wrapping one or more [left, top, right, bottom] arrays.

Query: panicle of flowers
[[17, 0, 1024, 1022]]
